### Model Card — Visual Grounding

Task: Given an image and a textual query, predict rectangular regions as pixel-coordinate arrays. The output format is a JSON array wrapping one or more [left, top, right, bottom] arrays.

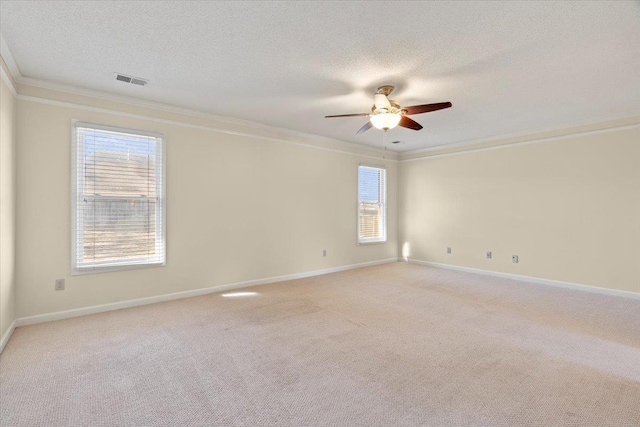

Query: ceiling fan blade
[[356, 121, 373, 135], [399, 116, 423, 131], [403, 102, 452, 116], [325, 113, 370, 118], [374, 93, 391, 110]]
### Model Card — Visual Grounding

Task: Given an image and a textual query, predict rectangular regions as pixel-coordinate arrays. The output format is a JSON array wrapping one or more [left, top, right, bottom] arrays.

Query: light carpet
[[1, 262, 639, 426]]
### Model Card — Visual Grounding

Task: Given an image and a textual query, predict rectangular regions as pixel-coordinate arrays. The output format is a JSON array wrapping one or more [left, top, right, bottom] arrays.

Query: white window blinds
[[358, 165, 387, 244], [72, 123, 165, 272]]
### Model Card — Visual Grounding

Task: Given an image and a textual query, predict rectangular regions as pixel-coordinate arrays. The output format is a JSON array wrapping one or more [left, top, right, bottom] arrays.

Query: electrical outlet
[[322, 249, 327, 257], [446, 247, 452, 254], [512, 255, 519, 263], [486, 251, 492, 259], [55, 279, 65, 291]]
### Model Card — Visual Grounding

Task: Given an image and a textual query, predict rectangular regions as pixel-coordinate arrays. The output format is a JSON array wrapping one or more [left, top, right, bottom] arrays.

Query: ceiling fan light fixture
[[370, 113, 401, 130]]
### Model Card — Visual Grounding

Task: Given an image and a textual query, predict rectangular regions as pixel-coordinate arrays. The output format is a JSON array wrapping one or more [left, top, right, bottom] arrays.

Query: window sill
[[358, 240, 387, 245], [72, 261, 166, 276]]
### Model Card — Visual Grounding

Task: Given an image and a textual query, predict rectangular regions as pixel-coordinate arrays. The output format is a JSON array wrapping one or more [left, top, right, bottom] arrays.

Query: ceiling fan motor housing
[[372, 100, 402, 114]]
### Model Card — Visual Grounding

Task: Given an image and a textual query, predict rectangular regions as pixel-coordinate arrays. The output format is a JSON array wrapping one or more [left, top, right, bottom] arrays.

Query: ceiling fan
[[325, 85, 452, 134]]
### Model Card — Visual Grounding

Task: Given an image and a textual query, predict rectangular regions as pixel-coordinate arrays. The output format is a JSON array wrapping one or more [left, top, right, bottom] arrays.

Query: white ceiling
[[2, 1, 639, 152]]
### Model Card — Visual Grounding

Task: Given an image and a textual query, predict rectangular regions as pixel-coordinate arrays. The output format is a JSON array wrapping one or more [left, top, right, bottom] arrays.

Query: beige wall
[[1, 71, 17, 338], [399, 125, 640, 294], [7, 74, 640, 324], [15, 91, 398, 318]]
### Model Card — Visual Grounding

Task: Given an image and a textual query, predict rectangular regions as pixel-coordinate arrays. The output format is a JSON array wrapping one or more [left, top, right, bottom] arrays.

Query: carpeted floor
[[1, 262, 639, 426]]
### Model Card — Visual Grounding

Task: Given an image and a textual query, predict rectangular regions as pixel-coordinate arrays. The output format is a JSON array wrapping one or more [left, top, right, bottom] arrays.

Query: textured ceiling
[[1, 1, 639, 152]]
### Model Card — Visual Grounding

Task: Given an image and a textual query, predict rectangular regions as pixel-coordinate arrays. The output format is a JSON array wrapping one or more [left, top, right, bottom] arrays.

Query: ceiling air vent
[[130, 78, 147, 86], [115, 73, 148, 86]]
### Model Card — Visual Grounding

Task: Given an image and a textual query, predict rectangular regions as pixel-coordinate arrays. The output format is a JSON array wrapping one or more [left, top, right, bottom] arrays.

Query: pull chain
[[382, 130, 387, 160]]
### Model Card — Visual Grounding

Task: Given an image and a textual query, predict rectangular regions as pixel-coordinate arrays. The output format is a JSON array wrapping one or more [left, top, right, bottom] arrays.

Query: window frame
[[71, 120, 166, 275], [357, 163, 387, 245]]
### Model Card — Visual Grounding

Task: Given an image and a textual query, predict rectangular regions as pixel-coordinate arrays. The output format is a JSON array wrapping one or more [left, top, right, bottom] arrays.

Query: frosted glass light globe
[[370, 113, 401, 130]]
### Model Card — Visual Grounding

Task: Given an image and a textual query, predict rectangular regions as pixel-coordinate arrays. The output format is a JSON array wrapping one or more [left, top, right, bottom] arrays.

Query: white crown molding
[[14, 258, 399, 328], [18, 93, 397, 162], [0, 320, 16, 354], [0, 33, 21, 80], [5, 30, 637, 161], [0, 65, 18, 97], [16, 74, 401, 157], [1, 30, 398, 160], [400, 111, 640, 161], [400, 121, 640, 163], [406, 259, 640, 300]]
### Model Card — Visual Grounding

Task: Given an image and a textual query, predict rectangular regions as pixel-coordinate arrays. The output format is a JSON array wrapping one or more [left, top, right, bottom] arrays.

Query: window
[[72, 122, 165, 272], [358, 164, 386, 244]]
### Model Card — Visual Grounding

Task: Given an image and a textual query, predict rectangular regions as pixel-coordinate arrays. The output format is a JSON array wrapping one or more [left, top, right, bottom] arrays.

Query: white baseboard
[[406, 258, 640, 300], [14, 258, 400, 328], [0, 320, 16, 354]]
